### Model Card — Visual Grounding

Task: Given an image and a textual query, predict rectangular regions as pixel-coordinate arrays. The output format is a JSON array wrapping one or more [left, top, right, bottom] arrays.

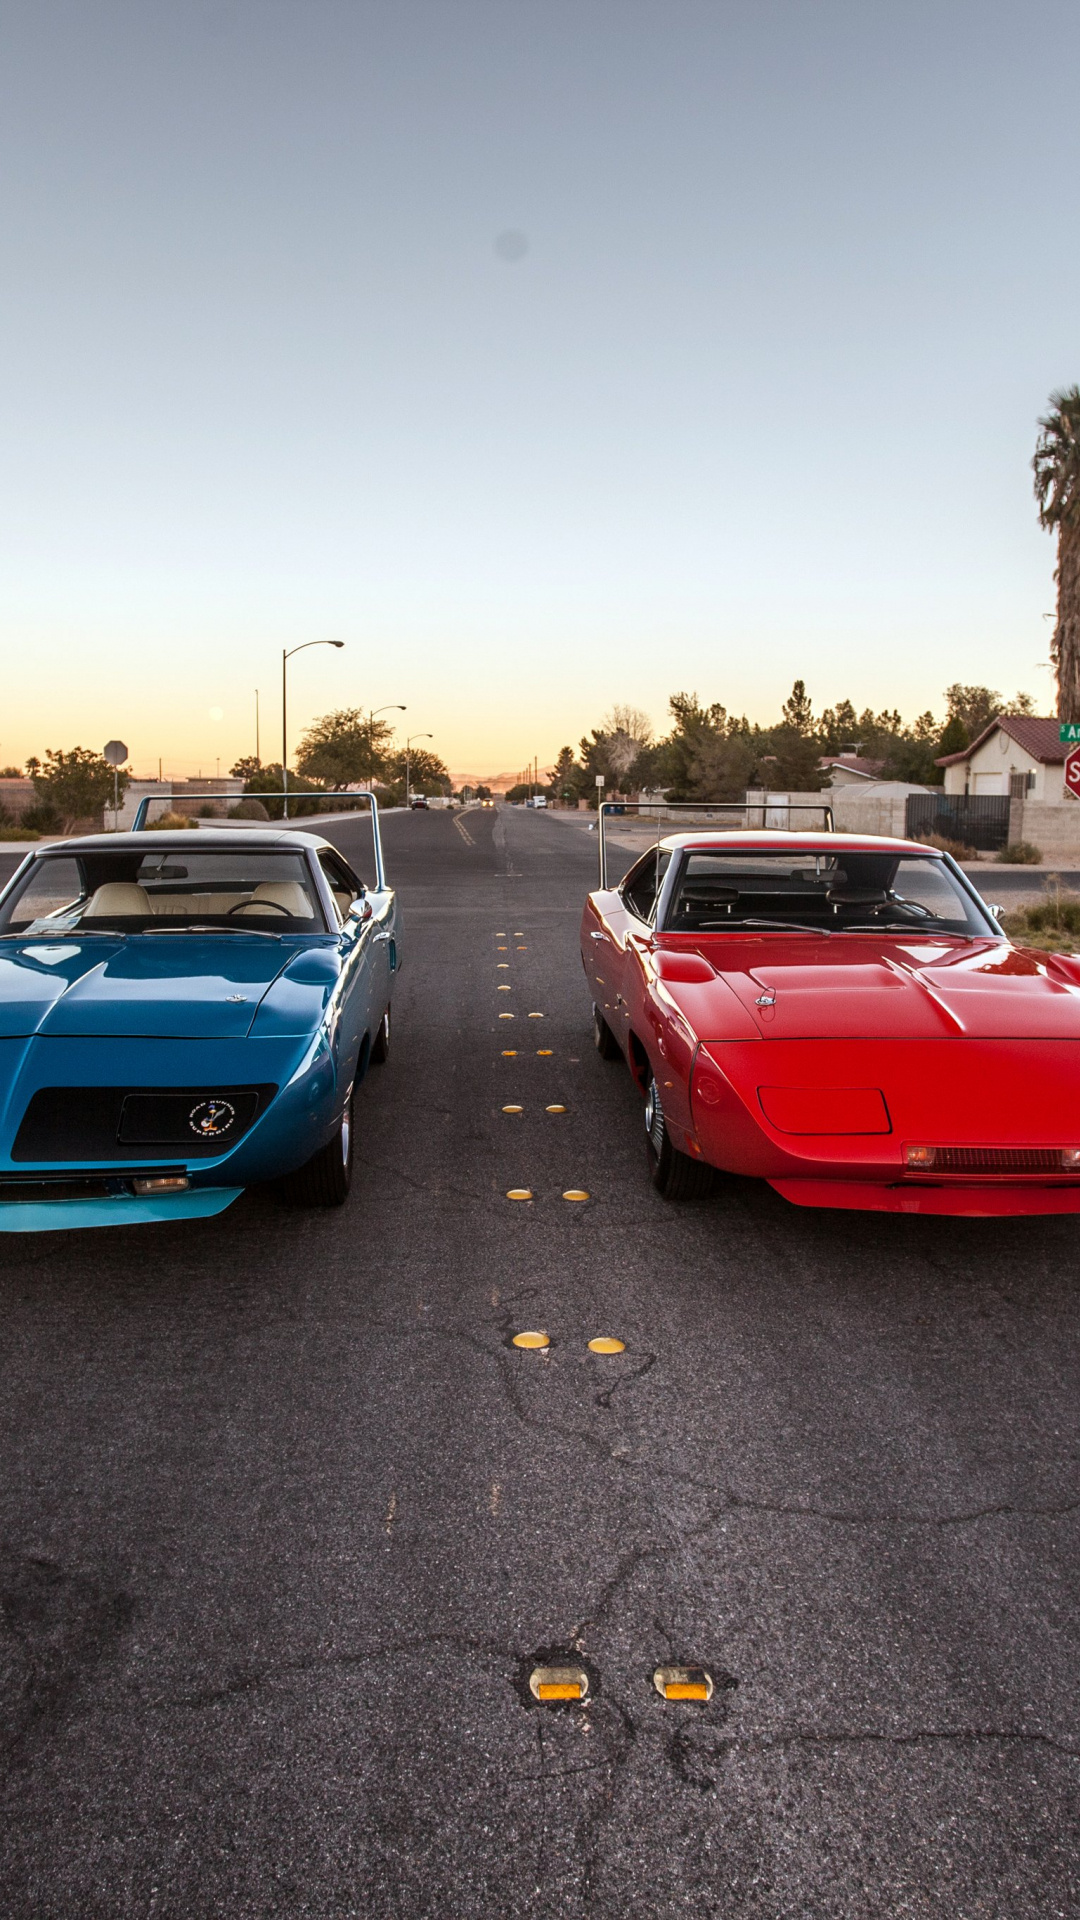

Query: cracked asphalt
[[2, 802, 1080, 1917]]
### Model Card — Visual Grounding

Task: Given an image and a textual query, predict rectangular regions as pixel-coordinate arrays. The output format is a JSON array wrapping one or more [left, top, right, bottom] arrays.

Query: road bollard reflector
[[530, 1665, 588, 1702], [653, 1665, 713, 1702], [588, 1336, 624, 1354], [513, 1330, 549, 1348], [506, 1189, 533, 1201]]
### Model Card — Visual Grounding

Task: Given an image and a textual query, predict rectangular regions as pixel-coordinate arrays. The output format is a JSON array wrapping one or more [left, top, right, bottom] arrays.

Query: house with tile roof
[[936, 715, 1067, 803]]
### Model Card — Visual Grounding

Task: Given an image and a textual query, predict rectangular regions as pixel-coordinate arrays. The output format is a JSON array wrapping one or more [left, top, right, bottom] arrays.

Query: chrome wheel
[[644, 1077, 666, 1156]]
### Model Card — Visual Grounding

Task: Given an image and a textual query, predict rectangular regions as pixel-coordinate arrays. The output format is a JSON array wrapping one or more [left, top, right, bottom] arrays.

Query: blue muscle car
[[0, 801, 399, 1232]]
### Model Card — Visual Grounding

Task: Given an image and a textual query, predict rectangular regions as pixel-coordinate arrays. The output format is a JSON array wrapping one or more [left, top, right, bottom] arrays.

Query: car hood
[[654, 935, 1080, 1040], [0, 935, 329, 1039]]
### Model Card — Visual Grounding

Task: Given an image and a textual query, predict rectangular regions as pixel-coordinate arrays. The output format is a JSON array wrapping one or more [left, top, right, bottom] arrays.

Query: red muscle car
[[581, 830, 1080, 1215]]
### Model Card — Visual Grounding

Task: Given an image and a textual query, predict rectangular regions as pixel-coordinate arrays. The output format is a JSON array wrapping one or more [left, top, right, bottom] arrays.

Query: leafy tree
[[475, 784, 492, 800], [382, 746, 450, 801], [0, 765, 22, 778], [294, 707, 397, 787], [230, 754, 262, 781], [241, 763, 341, 820], [29, 746, 129, 831], [943, 684, 1003, 741], [1034, 386, 1080, 721]]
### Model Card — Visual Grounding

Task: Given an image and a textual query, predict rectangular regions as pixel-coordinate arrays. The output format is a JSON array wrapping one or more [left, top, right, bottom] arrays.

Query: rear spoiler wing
[[597, 799, 835, 889], [131, 789, 387, 891]]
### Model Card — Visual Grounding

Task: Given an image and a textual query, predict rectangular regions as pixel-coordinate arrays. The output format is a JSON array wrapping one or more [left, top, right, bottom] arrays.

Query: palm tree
[[1033, 386, 1080, 720]]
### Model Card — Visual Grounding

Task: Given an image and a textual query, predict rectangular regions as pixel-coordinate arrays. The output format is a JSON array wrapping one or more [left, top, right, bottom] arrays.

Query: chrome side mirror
[[348, 890, 373, 923], [989, 903, 1005, 920]]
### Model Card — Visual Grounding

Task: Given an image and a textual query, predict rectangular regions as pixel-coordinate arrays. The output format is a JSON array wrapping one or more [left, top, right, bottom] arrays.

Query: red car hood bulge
[[656, 936, 1080, 1041]]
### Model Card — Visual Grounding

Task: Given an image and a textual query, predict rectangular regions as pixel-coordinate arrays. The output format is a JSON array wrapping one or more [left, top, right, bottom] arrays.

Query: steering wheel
[[227, 899, 293, 918]]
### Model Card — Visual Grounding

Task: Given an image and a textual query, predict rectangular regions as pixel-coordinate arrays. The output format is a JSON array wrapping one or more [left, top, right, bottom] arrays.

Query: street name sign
[[1061, 723, 1080, 744]]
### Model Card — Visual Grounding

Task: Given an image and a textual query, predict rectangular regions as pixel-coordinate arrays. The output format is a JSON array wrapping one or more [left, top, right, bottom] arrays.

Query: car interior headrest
[[826, 886, 889, 906], [83, 882, 151, 917]]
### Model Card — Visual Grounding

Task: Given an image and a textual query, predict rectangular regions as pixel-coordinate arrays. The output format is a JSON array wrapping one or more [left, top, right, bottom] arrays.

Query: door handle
[[589, 931, 607, 941]]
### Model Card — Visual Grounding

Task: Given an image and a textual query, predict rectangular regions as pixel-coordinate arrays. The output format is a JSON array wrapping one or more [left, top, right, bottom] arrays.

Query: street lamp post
[[282, 641, 344, 819], [367, 704, 406, 786], [405, 731, 432, 805]]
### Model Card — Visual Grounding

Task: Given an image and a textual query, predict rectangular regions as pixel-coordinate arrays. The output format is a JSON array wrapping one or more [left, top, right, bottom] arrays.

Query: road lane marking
[[588, 1336, 624, 1354], [490, 1482, 502, 1515], [653, 1666, 713, 1703], [530, 1665, 588, 1702], [454, 816, 475, 845], [385, 1492, 397, 1536]]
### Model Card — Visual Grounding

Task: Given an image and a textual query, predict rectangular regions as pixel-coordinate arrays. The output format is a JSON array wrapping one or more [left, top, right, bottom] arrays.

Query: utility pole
[[255, 689, 260, 767]]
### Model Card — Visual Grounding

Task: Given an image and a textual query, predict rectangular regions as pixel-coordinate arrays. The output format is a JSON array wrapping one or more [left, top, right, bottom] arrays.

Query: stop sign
[[1067, 751, 1080, 800]]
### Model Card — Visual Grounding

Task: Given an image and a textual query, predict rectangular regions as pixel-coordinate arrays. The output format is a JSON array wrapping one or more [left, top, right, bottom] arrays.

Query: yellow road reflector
[[588, 1336, 624, 1353], [546, 1104, 567, 1113], [530, 1665, 588, 1702], [514, 932, 524, 936], [516, 944, 527, 950], [501, 1049, 518, 1056], [563, 1189, 590, 1202], [506, 1188, 533, 1202], [497, 944, 508, 950], [497, 963, 510, 969], [498, 984, 512, 991], [653, 1665, 714, 1703], [528, 1011, 544, 1018], [502, 1104, 523, 1113], [499, 1013, 514, 1019], [513, 1329, 549, 1348], [537, 1048, 553, 1055]]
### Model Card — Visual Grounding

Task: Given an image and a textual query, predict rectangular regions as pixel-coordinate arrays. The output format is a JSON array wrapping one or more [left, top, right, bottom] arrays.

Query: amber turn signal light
[[904, 1144, 936, 1168]]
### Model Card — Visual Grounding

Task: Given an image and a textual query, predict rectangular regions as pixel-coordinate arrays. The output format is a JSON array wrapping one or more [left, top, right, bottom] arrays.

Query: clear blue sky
[[2, 0, 1078, 777]]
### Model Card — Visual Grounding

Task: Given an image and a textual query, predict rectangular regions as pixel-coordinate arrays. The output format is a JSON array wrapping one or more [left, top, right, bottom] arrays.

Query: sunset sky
[[2, 0, 1079, 781]]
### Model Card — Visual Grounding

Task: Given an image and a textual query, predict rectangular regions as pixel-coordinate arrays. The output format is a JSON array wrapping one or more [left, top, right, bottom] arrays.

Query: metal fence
[[904, 793, 1011, 852]]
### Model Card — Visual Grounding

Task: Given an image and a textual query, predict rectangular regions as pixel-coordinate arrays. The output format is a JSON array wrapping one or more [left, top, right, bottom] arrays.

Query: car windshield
[[662, 848, 997, 937], [0, 848, 329, 934]]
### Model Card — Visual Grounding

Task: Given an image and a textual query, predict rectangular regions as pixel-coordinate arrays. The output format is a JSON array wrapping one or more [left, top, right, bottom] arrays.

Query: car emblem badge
[[188, 1098, 237, 1138]]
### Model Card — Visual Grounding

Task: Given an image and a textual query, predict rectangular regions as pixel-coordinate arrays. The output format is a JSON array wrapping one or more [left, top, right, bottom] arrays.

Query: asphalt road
[[2, 804, 1080, 1918]]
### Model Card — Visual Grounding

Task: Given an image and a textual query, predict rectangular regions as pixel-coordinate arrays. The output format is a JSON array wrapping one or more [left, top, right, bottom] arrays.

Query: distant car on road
[[582, 828, 1080, 1215], [0, 822, 400, 1232], [409, 795, 429, 810]]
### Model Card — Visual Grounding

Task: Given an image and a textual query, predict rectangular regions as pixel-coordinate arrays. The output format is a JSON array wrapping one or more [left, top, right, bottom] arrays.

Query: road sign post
[[103, 739, 128, 823]]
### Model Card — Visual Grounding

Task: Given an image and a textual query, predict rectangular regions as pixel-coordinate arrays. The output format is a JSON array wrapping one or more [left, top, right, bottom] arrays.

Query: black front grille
[[12, 1086, 276, 1163]]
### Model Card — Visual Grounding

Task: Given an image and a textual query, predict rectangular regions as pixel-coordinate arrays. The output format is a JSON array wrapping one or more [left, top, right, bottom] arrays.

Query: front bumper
[[0, 1186, 243, 1233]]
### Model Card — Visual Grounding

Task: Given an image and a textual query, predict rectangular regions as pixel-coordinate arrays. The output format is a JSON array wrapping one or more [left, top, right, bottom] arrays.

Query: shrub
[[0, 825, 40, 840], [21, 802, 62, 834], [922, 831, 978, 861], [995, 841, 1042, 864], [152, 811, 197, 830], [229, 797, 270, 821]]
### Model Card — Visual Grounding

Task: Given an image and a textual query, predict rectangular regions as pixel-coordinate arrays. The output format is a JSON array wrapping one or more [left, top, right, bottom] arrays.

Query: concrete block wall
[[1006, 801, 1080, 862]]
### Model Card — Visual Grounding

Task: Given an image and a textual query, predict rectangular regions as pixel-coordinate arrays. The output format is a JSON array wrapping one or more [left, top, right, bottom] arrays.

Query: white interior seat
[[83, 882, 151, 918], [232, 880, 311, 917]]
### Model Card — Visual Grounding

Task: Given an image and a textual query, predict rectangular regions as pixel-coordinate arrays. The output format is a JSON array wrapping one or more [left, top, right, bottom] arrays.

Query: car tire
[[593, 1003, 621, 1060], [371, 1004, 391, 1063], [278, 1094, 354, 1207], [644, 1075, 714, 1201]]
